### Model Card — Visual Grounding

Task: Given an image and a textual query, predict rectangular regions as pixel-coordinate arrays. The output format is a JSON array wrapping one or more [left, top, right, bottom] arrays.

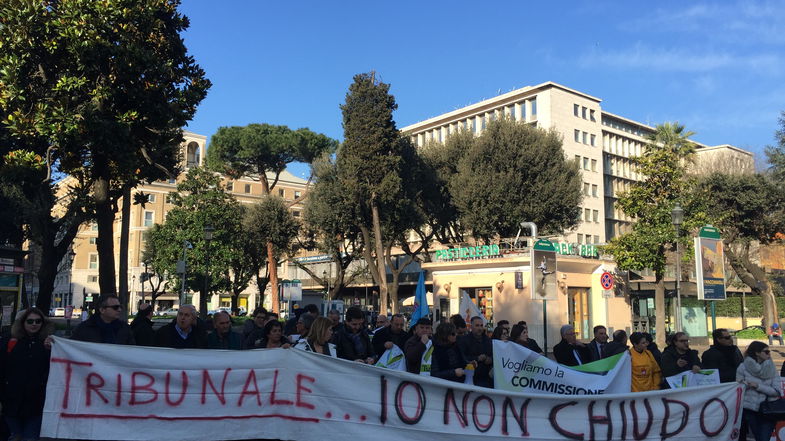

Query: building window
[[168, 177, 176, 184], [278, 189, 285, 197], [593, 210, 599, 223], [186, 141, 200, 168], [594, 235, 600, 244], [591, 159, 597, 172], [582, 107, 587, 119], [144, 211, 154, 227], [88, 253, 98, 270], [574, 104, 580, 117], [585, 235, 592, 244], [592, 184, 598, 197], [577, 234, 583, 244], [582, 132, 588, 144], [509, 105, 516, 120], [146, 194, 156, 203], [90, 223, 98, 231], [590, 110, 596, 122], [88, 275, 98, 283], [165, 194, 174, 204], [583, 157, 589, 170], [244, 184, 251, 194], [88, 237, 96, 245], [530, 98, 537, 116], [583, 183, 590, 196], [292, 210, 301, 218], [294, 190, 302, 199], [584, 208, 591, 222], [574, 155, 581, 164], [574, 130, 580, 143], [226, 182, 233, 192], [590, 134, 596, 146]]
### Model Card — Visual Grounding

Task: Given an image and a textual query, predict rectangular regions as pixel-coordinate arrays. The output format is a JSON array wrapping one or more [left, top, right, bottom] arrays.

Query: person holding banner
[[509, 323, 543, 354], [0, 308, 52, 441], [736, 341, 780, 441], [553, 325, 590, 366], [372, 314, 407, 357], [602, 330, 629, 358], [71, 294, 135, 345], [332, 306, 375, 364], [701, 328, 743, 383], [294, 316, 336, 356], [661, 332, 701, 383], [457, 316, 493, 387], [404, 318, 432, 374], [629, 332, 662, 392], [431, 322, 472, 383]]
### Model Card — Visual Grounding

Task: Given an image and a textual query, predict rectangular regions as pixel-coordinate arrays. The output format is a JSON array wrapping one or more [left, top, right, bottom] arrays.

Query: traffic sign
[[600, 272, 614, 290]]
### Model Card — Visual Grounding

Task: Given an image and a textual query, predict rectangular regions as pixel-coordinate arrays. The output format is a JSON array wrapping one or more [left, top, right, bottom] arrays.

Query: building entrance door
[[568, 288, 590, 339]]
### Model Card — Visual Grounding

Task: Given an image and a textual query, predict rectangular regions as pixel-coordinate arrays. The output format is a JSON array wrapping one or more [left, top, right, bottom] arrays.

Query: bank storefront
[[422, 243, 633, 349]]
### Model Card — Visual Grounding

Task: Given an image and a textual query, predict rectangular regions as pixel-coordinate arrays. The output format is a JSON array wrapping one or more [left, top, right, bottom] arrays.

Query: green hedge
[[681, 295, 785, 317]]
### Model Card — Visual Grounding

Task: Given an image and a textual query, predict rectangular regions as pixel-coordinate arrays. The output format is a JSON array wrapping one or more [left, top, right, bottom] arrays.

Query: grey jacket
[[736, 358, 780, 411]]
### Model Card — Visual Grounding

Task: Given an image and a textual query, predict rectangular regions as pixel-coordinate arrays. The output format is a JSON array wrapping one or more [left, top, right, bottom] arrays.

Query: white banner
[[666, 370, 721, 389], [375, 345, 405, 371], [45, 337, 743, 441], [493, 340, 631, 394]]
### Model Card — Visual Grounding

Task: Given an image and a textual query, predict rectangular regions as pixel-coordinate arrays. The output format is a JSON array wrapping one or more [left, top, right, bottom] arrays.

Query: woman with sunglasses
[[1, 308, 53, 441], [509, 323, 543, 355], [431, 322, 473, 383], [736, 341, 779, 441]]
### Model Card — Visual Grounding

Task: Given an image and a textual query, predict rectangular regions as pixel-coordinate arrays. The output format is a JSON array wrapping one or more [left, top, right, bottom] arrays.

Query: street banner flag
[[43, 337, 743, 441], [459, 290, 487, 326], [410, 271, 429, 324], [375, 345, 406, 371]]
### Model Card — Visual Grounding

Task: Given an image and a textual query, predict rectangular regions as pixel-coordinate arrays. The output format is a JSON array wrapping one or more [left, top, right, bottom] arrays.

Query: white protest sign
[[44, 337, 743, 441], [375, 345, 405, 371], [666, 369, 721, 389], [419, 339, 433, 376], [493, 340, 631, 394]]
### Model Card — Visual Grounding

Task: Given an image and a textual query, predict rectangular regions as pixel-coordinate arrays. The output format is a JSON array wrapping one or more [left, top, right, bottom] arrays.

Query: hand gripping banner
[[44, 337, 743, 441]]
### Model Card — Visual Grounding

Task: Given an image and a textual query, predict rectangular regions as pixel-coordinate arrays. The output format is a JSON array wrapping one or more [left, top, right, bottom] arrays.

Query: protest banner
[[493, 340, 631, 394], [459, 291, 487, 326], [375, 345, 405, 371], [665, 370, 720, 389], [44, 337, 742, 441]]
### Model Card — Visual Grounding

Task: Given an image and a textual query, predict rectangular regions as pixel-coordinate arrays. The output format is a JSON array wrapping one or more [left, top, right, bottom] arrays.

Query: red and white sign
[[43, 337, 743, 441], [600, 272, 614, 290]]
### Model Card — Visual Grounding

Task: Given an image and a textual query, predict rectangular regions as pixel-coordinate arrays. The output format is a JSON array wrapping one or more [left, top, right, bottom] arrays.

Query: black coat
[[602, 341, 628, 358], [155, 322, 207, 349], [702, 345, 743, 383], [457, 333, 493, 387], [553, 339, 591, 366], [71, 315, 135, 345], [431, 343, 467, 383], [0, 336, 50, 417], [518, 338, 543, 354], [331, 328, 375, 361], [371, 326, 409, 357], [404, 335, 428, 374], [661, 345, 701, 379], [130, 317, 156, 347], [587, 339, 606, 362]]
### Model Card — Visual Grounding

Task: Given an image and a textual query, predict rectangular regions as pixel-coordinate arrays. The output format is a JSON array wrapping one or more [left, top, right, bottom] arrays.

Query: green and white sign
[[554, 242, 599, 258], [434, 244, 501, 261]]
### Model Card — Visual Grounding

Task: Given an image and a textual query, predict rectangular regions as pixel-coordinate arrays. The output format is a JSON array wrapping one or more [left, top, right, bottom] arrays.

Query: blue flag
[[410, 271, 429, 324]]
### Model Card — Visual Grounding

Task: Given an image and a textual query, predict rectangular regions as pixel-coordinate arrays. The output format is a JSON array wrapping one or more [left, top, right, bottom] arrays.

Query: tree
[[450, 118, 582, 241], [207, 124, 336, 312], [603, 122, 697, 347], [765, 112, 785, 183], [301, 154, 365, 299], [243, 197, 300, 308], [336, 72, 422, 314], [0, 0, 210, 301], [144, 168, 241, 318]]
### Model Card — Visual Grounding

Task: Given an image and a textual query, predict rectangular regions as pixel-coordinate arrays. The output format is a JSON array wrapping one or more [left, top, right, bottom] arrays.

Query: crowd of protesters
[[1, 294, 783, 441]]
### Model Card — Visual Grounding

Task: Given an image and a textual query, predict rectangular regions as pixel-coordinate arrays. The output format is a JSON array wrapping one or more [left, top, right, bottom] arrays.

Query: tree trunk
[[654, 271, 666, 348], [370, 200, 389, 314], [35, 245, 58, 314], [93, 175, 117, 296], [726, 242, 779, 327], [359, 226, 384, 312], [118, 185, 131, 318], [267, 241, 279, 313]]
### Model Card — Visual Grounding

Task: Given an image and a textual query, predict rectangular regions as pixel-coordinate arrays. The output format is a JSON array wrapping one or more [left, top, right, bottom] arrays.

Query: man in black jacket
[[71, 295, 135, 345], [155, 304, 207, 349], [602, 330, 629, 358], [372, 314, 408, 356], [701, 328, 743, 383], [130, 303, 156, 346], [457, 316, 493, 387], [332, 306, 375, 364], [661, 332, 701, 382], [587, 325, 609, 362], [553, 325, 590, 366]]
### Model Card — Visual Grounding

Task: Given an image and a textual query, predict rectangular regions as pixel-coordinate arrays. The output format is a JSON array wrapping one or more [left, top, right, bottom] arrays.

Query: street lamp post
[[671, 203, 684, 333], [202, 225, 214, 319], [178, 240, 192, 307]]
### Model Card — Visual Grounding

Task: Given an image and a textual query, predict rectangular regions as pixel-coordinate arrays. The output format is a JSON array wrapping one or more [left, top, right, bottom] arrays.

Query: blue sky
[[180, 1, 784, 176]]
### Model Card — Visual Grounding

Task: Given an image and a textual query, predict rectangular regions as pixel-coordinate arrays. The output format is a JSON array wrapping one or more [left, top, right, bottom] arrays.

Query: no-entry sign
[[600, 272, 614, 290]]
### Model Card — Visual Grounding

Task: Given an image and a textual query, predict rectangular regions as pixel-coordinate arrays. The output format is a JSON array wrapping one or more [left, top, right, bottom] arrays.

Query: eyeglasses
[[105, 304, 122, 310], [26, 318, 43, 325]]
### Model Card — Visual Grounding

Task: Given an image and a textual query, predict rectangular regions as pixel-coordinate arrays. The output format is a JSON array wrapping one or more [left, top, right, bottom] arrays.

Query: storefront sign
[[44, 338, 742, 441], [434, 244, 501, 261], [554, 242, 598, 258]]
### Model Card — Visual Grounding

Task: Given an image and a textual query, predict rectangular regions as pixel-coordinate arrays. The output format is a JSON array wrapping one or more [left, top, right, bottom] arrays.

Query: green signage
[[698, 225, 721, 239], [434, 244, 501, 261], [554, 242, 598, 258], [533, 239, 556, 251]]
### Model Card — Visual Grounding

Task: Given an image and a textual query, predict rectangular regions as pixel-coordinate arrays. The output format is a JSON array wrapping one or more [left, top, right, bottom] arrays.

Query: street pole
[[203, 226, 214, 319], [672, 203, 684, 333], [142, 261, 147, 304]]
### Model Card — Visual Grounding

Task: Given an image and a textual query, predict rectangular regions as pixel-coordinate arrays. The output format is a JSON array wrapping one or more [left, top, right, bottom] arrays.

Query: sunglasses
[[718, 335, 732, 340], [763, 350, 771, 354], [104, 304, 122, 310], [26, 318, 43, 325]]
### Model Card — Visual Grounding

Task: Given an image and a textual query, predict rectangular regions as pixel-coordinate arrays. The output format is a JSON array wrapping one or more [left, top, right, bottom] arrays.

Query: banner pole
[[711, 300, 716, 331]]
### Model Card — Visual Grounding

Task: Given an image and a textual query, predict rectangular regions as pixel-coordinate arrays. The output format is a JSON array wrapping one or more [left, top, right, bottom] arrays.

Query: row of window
[[584, 208, 600, 223], [412, 97, 538, 146], [582, 182, 599, 198], [575, 155, 598, 172], [574, 130, 597, 146], [601, 117, 648, 137], [573, 104, 596, 122], [576, 233, 601, 245], [604, 155, 639, 180], [603, 133, 643, 158], [225, 182, 302, 199]]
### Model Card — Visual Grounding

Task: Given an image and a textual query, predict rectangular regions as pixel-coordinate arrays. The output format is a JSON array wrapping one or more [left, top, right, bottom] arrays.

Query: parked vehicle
[[156, 308, 178, 317]]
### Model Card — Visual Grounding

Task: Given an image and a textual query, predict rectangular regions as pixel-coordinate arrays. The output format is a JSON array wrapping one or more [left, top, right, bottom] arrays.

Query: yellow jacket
[[630, 348, 661, 392]]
